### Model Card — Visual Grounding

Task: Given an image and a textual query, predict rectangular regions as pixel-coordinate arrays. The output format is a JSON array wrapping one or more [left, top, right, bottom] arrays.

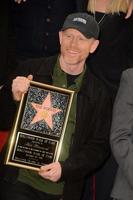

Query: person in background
[[76, 0, 133, 200], [110, 68, 133, 200], [11, 0, 77, 63], [0, 12, 111, 200], [77, 0, 133, 99], [0, 0, 16, 86], [16, 0, 133, 19]]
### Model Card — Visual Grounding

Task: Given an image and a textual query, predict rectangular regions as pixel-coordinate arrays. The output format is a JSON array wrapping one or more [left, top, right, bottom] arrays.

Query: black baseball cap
[[61, 12, 99, 39]]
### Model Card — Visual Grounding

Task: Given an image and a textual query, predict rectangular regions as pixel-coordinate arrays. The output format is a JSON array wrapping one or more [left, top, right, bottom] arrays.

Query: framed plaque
[[5, 81, 74, 171]]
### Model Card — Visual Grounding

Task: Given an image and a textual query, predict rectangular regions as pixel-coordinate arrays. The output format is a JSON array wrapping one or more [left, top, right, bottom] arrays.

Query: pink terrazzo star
[[31, 93, 61, 129]]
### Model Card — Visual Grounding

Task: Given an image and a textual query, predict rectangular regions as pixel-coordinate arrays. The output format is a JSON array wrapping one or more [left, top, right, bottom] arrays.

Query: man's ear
[[90, 39, 99, 53], [59, 31, 63, 45]]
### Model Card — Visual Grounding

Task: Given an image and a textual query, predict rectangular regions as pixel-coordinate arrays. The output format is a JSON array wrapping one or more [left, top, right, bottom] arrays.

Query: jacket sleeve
[[60, 83, 112, 182], [110, 69, 133, 189]]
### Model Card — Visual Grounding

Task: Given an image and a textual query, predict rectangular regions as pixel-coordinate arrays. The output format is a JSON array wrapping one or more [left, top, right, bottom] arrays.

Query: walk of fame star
[[30, 93, 62, 130]]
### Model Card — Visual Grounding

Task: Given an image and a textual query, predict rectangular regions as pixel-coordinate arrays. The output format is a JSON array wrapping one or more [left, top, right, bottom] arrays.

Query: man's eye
[[66, 35, 71, 38]]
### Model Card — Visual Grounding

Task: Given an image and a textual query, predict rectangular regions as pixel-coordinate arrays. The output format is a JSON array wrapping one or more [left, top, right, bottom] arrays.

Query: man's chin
[[64, 57, 79, 65]]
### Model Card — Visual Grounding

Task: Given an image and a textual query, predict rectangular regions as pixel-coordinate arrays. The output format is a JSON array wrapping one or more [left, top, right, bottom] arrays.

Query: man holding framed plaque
[[0, 13, 111, 200]]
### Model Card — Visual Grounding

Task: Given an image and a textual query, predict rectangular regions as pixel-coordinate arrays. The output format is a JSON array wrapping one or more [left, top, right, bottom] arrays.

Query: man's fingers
[[12, 75, 32, 101], [38, 162, 62, 182]]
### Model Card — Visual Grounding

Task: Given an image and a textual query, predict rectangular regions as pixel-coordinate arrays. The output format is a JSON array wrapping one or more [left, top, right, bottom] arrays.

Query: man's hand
[[125, 0, 133, 19], [14, 0, 27, 4], [39, 162, 62, 182], [12, 75, 33, 101]]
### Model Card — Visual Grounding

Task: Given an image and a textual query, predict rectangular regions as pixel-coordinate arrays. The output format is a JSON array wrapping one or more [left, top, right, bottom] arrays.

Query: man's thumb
[[27, 74, 33, 81]]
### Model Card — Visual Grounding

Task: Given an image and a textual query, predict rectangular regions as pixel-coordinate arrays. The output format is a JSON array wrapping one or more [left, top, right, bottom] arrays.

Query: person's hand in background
[[125, 0, 133, 18], [14, 0, 27, 4]]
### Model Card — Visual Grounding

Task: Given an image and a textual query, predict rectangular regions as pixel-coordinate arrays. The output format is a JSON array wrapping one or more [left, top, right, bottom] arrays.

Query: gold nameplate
[[5, 81, 74, 171]]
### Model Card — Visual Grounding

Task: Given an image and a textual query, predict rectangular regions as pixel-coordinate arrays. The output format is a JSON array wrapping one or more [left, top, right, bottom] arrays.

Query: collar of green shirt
[[53, 55, 86, 92]]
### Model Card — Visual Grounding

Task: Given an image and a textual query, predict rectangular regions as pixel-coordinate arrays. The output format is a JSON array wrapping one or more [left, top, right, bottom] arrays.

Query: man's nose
[[70, 38, 78, 47]]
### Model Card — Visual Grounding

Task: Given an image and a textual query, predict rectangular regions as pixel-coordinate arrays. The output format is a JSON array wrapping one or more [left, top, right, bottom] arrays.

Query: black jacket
[[0, 56, 112, 200]]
